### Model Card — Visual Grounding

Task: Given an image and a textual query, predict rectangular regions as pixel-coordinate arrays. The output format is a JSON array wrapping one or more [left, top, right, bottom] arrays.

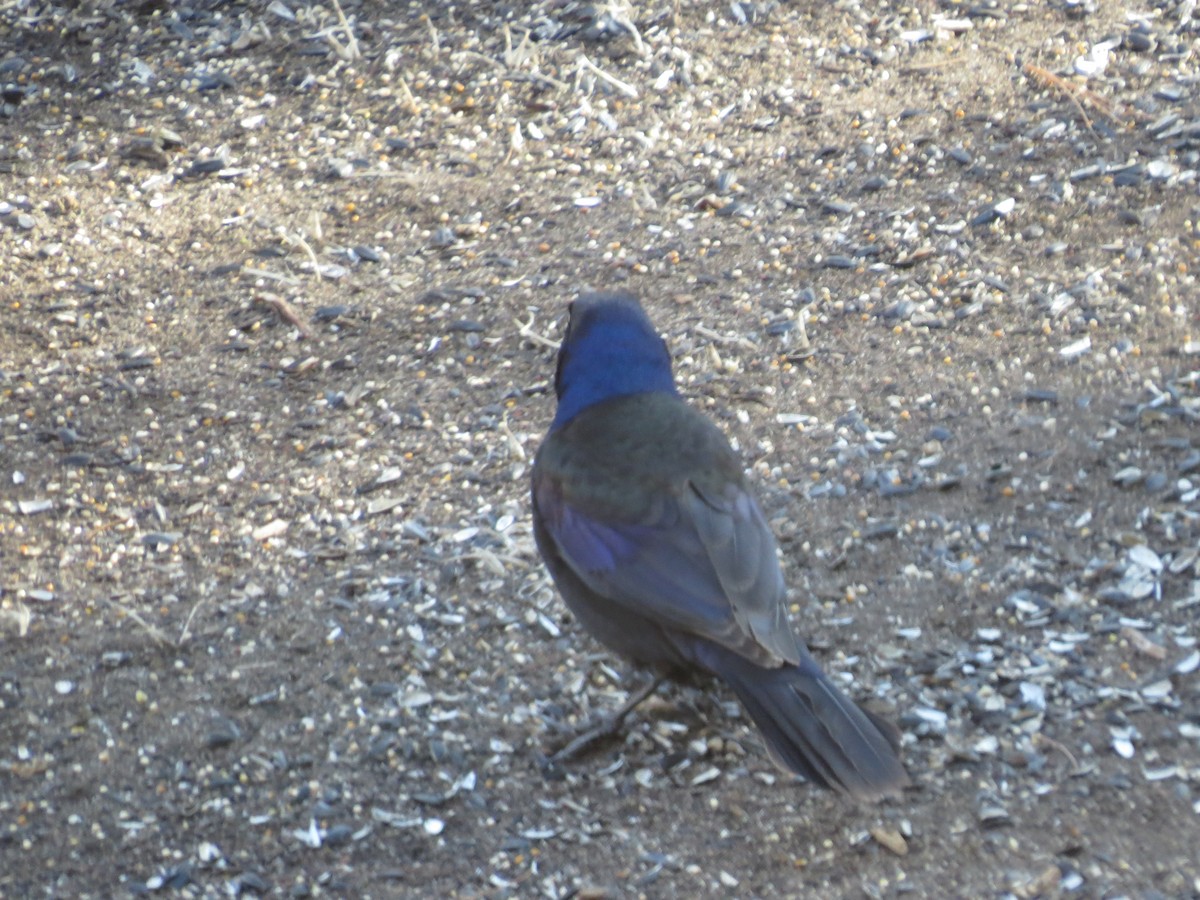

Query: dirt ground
[[2, 1, 1199, 897]]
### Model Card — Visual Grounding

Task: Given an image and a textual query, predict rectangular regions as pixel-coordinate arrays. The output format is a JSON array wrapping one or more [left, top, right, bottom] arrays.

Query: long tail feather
[[711, 651, 909, 802]]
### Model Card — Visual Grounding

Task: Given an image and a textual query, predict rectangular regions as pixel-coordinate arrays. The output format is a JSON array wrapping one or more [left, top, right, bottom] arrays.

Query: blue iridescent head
[[551, 292, 678, 430]]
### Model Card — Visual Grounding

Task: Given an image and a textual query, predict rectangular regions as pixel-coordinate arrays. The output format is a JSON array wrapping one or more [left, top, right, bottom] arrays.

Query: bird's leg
[[548, 674, 664, 764]]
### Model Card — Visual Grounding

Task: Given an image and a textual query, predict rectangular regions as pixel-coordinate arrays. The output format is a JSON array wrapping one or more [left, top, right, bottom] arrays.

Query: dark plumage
[[531, 292, 908, 801]]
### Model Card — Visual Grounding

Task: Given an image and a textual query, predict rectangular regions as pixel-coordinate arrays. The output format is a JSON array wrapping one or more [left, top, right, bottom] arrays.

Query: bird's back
[[536, 391, 745, 521]]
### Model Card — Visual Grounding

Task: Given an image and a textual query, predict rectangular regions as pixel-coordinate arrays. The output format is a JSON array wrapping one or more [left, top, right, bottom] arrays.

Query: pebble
[[971, 197, 1015, 227]]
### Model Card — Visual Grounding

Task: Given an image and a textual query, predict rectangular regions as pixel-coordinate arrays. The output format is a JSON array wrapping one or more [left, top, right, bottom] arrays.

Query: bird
[[530, 291, 909, 802]]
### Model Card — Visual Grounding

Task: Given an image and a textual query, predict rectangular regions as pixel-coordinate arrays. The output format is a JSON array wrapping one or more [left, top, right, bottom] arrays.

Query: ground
[[1, 1, 1199, 897]]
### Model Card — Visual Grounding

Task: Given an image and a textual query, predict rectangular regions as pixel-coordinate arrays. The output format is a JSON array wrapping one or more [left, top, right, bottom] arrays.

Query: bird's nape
[[550, 292, 677, 431]]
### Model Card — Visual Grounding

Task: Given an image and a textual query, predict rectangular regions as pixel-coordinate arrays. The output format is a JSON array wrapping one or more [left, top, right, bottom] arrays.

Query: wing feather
[[538, 462, 799, 668]]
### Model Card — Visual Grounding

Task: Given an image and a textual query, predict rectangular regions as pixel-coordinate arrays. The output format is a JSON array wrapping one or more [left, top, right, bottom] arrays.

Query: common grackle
[[531, 292, 908, 802]]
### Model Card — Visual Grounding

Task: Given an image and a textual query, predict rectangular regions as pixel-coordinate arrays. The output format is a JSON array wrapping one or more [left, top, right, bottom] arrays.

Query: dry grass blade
[[254, 292, 311, 338], [1022, 62, 1122, 133], [106, 596, 172, 647]]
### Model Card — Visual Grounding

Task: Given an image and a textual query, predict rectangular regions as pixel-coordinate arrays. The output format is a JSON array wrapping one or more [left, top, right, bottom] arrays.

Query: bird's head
[[551, 292, 677, 430]]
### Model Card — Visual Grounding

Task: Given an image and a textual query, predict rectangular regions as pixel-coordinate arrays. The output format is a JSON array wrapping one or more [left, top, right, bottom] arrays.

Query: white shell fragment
[[1127, 545, 1163, 572], [1111, 728, 1137, 760], [1074, 39, 1119, 78], [423, 818, 445, 836], [251, 518, 288, 541], [1059, 336, 1092, 358]]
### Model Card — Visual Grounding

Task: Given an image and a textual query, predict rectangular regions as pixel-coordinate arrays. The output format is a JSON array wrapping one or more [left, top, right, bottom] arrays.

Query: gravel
[[1, 0, 1199, 897]]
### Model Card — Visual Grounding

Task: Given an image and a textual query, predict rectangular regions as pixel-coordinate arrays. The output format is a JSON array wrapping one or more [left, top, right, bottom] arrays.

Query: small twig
[[1034, 732, 1082, 777], [0, 600, 31, 638], [548, 676, 664, 764], [577, 53, 639, 99], [499, 270, 531, 288], [694, 323, 759, 351], [513, 71, 571, 92], [284, 231, 333, 281], [518, 312, 561, 350], [317, 27, 352, 62], [900, 58, 961, 75], [328, 0, 361, 60], [336, 171, 420, 185], [603, 3, 647, 58], [452, 49, 507, 73], [500, 411, 527, 461], [503, 22, 515, 62], [397, 76, 420, 114], [108, 597, 171, 646], [451, 549, 532, 574], [178, 596, 207, 645], [1022, 62, 1124, 135], [505, 118, 524, 165], [255, 292, 311, 339], [240, 266, 301, 286], [423, 14, 440, 54], [503, 23, 528, 69]]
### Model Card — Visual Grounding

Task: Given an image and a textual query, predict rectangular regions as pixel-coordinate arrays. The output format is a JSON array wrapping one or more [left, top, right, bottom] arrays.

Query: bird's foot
[[543, 676, 663, 767]]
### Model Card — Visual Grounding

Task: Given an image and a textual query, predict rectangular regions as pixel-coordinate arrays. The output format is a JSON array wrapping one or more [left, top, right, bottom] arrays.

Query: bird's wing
[[685, 477, 800, 664], [534, 468, 801, 668]]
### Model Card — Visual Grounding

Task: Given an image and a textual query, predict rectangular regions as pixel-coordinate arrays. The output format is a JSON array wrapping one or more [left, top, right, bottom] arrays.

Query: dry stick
[[0, 601, 31, 638], [320, 28, 352, 62], [453, 49, 507, 73], [694, 323, 759, 351], [502, 22, 525, 68], [286, 231, 329, 281], [499, 269, 530, 289], [108, 597, 172, 646], [397, 76, 420, 115], [1022, 63, 1124, 135], [423, 14, 440, 54], [178, 596, 207, 645], [255, 292, 311, 339], [241, 266, 301, 286], [549, 675, 665, 763], [604, 4, 646, 57], [1034, 732, 1083, 777], [900, 58, 961, 75], [329, 0, 361, 60], [504, 118, 524, 166], [498, 24, 570, 91], [577, 53, 639, 99], [451, 549, 531, 575], [514, 70, 571, 92], [500, 411, 527, 461], [518, 312, 561, 350]]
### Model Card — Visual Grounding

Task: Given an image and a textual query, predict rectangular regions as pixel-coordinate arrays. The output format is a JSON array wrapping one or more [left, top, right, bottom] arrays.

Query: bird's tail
[[703, 647, 909, 802]]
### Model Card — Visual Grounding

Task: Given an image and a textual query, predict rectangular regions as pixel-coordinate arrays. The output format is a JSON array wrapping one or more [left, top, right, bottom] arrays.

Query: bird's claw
[[540, 675, 664, 771]]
